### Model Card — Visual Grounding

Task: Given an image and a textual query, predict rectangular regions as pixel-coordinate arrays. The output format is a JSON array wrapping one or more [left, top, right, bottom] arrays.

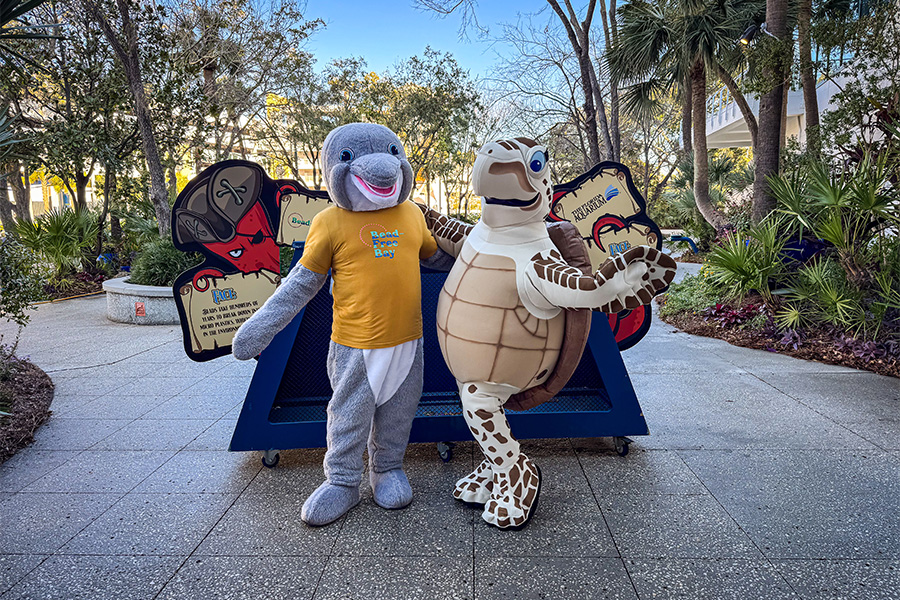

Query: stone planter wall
[[102, 277, 179, 325]]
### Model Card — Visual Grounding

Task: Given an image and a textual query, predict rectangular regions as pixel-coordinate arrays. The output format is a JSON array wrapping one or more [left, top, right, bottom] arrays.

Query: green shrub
[[769, 152, 900, 339], [280, 245, 295, 277], [0, 236, 44, 328], [14, 208, 98, 278], [128, 237, 202, 287], [777, 257, 872, 337], [706, 218, 787, 302], [658, 267, 719, 317]]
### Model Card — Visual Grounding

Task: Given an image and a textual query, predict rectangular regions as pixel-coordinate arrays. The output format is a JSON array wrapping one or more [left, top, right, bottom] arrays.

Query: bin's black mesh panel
[[270, 268, 613, 423], [272, 278, 335, 406]]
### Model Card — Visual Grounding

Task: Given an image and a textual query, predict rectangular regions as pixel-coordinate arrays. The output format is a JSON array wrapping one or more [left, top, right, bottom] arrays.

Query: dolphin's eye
[[389, 143, 399, 156], [339, 148, 354, 162], [529, 151, 547, 173]]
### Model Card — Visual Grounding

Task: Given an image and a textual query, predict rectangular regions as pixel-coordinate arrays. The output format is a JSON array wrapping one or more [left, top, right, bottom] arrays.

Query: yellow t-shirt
[[299, 201, 438, 349]]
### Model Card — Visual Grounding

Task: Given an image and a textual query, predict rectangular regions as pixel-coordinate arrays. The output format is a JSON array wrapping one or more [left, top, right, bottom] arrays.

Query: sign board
[[171, 160, 330, 362], [549, 162, 665, 350]]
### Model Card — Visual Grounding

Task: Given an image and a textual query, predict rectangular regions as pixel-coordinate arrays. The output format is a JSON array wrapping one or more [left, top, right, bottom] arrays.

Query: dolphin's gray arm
[[231, 264, 327, 360], [420, 246, 456, 272]]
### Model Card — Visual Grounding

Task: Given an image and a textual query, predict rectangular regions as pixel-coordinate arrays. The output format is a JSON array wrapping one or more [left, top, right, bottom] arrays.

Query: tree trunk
[[97, 167, 116, 255], [608, 0, 620, 162], [588, 62, 613, 161], [10, 165, 31, 223], [577, 50, 602, 166], [84, 0, 171, 236], [649, 163, 676, 209], [642, 122, 650, 200], [597, 0, 619, 161], [752, 0, 789, 223], [716, 64, 758, 151], [0, 176, 15, 231], [682, 71, 693, 154], [129, 63, 170, 236], [691, 58, 729, 230], [168, 162, 177, 201], [798, 0, 819, 155], [546, 0, 602, 166], [111, 211, 122, 241], [74, 171, 89, 209]]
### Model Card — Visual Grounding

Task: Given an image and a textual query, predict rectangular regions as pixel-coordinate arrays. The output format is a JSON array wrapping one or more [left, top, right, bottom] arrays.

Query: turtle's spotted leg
[[453, 458, 493, 504], [459, 381, 541, 529]]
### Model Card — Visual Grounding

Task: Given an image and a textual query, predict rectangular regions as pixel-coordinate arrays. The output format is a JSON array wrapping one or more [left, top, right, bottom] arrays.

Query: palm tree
[[1, 0, 50, 63], [1, 0, 51, 163], [610, 0, 763, 231]]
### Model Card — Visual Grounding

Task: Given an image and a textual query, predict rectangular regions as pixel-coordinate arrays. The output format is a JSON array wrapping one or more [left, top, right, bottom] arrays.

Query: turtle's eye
[[228, 248, 243, 258], [389, 143, 399, 156], [339, 148, 354, 162], [529, 150, 547, 173]]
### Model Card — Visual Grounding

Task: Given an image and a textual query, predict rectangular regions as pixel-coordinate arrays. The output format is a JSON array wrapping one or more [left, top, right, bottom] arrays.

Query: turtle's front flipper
[[523, 245, 676, 313], [417, 204, 473, 258], [593, 246, 677, 313]]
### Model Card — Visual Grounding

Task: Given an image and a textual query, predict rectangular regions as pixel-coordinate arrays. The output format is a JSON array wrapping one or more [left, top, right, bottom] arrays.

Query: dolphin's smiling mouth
[[484, 194, 539, 207], [353, 175, 397, 197]]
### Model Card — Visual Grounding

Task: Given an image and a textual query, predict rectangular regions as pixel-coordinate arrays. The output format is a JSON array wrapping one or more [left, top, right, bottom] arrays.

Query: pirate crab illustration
[[174, 163, 281, 290], [419, 137, 676, 529]]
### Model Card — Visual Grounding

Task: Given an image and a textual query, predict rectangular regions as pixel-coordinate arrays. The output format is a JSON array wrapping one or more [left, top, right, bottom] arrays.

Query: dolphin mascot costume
[[232, 123, 452, 525]]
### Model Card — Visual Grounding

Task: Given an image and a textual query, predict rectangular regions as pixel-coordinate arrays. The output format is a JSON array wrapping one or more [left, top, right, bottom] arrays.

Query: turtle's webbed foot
[[482, 454, 541, 529], [595, 246, 677, 313], [453, 458, 493, 505]]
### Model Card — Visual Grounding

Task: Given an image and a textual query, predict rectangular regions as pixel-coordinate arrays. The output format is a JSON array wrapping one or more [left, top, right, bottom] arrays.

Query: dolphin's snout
[[349, 153, 401, 189]]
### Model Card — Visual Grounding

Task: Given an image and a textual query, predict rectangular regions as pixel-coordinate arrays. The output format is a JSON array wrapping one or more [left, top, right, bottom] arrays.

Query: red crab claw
[[192, 268, 225, 292], [275, 183, 300, 209]]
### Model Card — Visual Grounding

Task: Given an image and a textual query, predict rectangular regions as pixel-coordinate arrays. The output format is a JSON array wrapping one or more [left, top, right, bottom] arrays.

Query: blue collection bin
[[230, 247, 649, 465]]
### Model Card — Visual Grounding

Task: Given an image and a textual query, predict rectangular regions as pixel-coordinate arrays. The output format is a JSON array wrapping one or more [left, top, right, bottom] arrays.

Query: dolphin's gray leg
[[301, 341, 374, 526], [367, 338, 424, 509]]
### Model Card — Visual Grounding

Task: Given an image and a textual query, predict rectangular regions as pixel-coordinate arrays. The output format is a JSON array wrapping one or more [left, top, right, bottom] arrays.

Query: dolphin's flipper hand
[[420, 247, 456, 272], [232, 264, 327, 360]]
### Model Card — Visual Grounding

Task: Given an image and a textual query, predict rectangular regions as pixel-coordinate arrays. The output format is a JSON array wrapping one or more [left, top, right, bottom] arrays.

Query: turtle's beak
[[473, 143, 537, 205]]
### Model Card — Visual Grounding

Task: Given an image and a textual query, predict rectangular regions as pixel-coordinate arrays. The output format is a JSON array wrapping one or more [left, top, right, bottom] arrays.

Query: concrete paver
[[0, 278, 898, 598]]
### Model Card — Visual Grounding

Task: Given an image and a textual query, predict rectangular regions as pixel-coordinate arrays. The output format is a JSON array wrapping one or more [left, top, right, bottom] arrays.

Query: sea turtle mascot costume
[[419, 137, 677, 529], [232, 123, 452, 526]]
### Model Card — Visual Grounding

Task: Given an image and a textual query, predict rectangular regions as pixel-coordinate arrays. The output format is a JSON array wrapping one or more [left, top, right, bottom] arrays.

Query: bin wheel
[[261, 450, 281, 468], [614, 437, 632, 457], [436, 441, 454, 462]]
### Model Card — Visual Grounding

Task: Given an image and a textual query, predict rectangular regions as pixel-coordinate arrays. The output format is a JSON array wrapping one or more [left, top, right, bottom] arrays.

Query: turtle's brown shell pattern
[[436, 243, 564, 391]]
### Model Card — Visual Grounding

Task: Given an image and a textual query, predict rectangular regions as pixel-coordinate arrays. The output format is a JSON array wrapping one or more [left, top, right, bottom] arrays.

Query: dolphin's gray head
[[321, 123, 413, 212]]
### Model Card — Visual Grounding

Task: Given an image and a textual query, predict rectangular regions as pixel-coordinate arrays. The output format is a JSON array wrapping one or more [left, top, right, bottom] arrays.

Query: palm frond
[[0, 0, 46, 26]]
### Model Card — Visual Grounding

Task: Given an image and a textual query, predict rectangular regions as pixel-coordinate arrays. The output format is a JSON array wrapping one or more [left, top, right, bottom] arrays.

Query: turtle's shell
[[505, 221, 591, 411], [436, 247, 565, 392], [435, 221, 591, 411]]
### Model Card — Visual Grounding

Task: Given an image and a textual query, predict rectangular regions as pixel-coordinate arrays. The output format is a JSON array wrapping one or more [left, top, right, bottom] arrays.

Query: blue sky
[[304, 0, 550, 79]]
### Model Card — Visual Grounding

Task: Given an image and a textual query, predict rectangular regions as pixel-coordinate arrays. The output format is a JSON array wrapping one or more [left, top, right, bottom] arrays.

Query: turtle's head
[[322, 123, 413, 212], [473, 137, 552, 228]]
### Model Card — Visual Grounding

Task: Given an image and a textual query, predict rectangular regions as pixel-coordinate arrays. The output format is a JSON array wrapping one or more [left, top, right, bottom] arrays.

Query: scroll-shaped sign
[[549, 162, 664, 351], [171, 160, 330, 362]]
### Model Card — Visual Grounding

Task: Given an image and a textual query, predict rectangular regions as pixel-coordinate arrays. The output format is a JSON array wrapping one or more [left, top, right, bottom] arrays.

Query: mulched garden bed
[[0, 359, 54, 464], [660, 307, 900, 379], [41, 272, 106, 302]]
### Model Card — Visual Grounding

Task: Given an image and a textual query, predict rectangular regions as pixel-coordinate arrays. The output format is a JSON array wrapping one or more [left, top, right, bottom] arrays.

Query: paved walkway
[[1, 265, 899, 599]]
